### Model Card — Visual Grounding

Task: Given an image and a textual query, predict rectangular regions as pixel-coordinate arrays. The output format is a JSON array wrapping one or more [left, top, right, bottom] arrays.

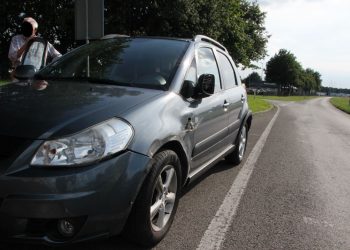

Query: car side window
[[216, 51, 237, 89], [197, 47, 221, 93]]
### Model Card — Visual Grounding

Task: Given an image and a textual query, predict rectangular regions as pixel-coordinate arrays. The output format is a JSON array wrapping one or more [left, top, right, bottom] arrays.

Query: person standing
[[8, 17, 61, 70]]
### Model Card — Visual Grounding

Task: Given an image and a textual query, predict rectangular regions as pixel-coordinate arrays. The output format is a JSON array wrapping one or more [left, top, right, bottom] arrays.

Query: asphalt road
[[221, 97, 350, 250], [2, 97, 350, 250]]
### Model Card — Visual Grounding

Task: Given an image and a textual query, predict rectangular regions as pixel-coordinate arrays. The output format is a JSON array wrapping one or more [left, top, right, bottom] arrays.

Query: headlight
[[31, 118, 133, 166]]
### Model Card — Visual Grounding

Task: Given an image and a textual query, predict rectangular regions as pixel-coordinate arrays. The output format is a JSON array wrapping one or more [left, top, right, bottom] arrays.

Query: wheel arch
[[241, 109, 252, 131], [246, 111, 253, 131], [154, 141, 190, 188]]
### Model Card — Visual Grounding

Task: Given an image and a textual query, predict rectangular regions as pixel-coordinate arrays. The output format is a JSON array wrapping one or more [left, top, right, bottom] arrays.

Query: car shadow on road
[[181, 159, 239, 197], [1, 236, 149, 250]]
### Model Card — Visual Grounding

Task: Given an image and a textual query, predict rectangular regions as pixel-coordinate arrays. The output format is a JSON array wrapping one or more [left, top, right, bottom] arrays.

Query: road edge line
[[196, 105, 281, 250]]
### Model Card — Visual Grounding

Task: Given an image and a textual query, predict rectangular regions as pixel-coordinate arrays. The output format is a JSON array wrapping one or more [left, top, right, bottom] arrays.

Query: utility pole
[[85, 0, 90, 77]]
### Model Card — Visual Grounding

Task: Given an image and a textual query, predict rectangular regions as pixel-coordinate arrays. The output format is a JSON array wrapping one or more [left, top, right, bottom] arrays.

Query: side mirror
[[181, 80, 195, 99], [14, 65, 37, 80], [194, 74, 215, 99]]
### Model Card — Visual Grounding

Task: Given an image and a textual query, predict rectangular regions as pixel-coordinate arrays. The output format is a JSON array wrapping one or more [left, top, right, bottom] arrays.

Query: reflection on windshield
[[38, 38, 189, 89]]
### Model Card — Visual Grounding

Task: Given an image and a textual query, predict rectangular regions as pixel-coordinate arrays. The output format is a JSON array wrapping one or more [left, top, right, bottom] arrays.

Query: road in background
[[222, 97, 350, 249]]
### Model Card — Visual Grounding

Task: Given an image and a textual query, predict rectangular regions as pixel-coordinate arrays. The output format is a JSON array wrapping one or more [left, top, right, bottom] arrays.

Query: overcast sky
[[241, 0, 350, 89]]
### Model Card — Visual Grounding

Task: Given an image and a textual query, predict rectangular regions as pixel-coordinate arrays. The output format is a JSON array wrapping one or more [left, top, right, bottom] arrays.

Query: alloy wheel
[[150, 165, 177, 232], [238, 126, 247, 161]]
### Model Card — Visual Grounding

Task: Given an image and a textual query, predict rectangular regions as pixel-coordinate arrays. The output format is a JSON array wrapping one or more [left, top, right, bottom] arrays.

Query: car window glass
[[216, 52, 237, 89], [197, 47, 221, 93], [38, 38, 189, 89]]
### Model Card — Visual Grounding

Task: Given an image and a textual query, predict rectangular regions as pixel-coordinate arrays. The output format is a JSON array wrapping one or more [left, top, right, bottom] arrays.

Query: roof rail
[[101, 34, 130, 40], [193, 35, 227, 52]]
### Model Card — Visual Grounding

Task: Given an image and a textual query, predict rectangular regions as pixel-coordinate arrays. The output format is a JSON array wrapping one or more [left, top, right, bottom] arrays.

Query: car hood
[[0, 80, 162, 139]]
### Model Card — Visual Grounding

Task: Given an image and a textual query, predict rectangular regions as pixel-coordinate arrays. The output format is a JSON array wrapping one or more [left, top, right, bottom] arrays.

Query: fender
[[242, 109, 253, 131]]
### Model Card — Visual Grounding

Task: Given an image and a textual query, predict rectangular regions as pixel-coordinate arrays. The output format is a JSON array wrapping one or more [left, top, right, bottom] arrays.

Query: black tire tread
[[225, 124, 248, 165], [122, 150, 181, 247]]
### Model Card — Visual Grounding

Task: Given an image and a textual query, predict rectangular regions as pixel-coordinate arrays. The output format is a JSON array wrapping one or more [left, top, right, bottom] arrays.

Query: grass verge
[[330, 97, 350, 114], [247, 95, 318, 113], [256, 95, 317, 102], [248, 95, 273, 113], [0, 80, 10, 86]]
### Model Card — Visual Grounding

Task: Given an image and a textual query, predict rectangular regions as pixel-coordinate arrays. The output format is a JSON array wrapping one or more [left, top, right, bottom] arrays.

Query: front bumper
[[0, 150, 151, 245]]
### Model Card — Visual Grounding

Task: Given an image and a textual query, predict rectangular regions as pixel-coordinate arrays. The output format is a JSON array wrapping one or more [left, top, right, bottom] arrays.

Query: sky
[[240, 0, 350, 89]]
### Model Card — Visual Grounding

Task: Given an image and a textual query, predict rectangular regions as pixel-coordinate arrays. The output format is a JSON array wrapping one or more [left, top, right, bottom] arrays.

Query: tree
[[312, 70, 322, 91], [0, 0, 269, 79], [243, 72, 262, 87], [104, 0, 269, 66], [265, 49, 323, 95], [0, 0, 75, 78], [298, 69, 315, 95], [265, 49, 303, 95]]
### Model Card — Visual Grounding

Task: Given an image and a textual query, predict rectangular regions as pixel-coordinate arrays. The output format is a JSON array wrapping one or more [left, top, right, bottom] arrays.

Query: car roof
[[100, 34, 228, 53], [101, 34, 190, 43]]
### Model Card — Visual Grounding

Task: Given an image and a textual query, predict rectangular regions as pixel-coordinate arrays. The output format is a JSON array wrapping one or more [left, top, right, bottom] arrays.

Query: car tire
[[225, 123, 248, 165], [123, 150, 181, 247]]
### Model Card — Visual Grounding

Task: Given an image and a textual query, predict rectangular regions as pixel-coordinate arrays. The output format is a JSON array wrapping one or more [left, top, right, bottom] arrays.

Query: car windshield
[[37, 38, 189, 89]]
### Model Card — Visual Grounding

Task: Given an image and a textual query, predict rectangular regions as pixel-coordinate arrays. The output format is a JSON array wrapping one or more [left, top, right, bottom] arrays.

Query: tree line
[[320, 86, 350, 95], [244, 49, 323, 96], [0, 0, 269, 79]]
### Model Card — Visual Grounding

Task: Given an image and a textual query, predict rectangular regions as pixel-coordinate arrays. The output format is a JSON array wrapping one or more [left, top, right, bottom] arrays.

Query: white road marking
[[196, 106, 281, 250]]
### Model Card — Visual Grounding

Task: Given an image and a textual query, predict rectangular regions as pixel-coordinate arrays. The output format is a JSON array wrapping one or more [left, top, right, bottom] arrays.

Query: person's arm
[[16, 42, 29, 59], [8, 36, 31, 66], [8, 36, 21, 66], [47, 42, 62, 60]]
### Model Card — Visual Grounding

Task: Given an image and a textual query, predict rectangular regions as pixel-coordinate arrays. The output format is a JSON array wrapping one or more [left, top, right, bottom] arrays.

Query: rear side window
[[216, 52, 237, 89], [197, 47, 221, 93]]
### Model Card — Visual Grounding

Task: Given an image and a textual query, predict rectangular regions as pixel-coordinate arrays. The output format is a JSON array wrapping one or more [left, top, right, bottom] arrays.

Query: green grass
[[247, 95, 318, 113], [248, 95, 273, 113], [256, 95, 317, 102], [330, 97, 350, 114], [0, 80, 10, 86]]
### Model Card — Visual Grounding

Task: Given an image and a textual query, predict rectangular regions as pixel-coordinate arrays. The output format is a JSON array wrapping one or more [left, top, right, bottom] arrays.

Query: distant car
[[0, 35, 252, 246]]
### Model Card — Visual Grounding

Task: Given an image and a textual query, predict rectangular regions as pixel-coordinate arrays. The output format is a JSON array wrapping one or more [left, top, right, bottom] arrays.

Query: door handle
[[241, 95, 246, 102], [223, 101, 230, 109]]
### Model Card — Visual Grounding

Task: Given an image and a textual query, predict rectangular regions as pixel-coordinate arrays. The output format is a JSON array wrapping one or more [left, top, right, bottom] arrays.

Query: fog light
[[57, 219, 75, 237]]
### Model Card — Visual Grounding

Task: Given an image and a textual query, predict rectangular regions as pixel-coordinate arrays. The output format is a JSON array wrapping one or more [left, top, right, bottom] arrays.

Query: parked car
[[0, 35, 252, 246]]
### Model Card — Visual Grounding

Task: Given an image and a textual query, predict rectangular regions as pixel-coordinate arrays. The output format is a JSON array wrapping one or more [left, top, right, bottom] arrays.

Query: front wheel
[[226, 124, 248, 165], [123, 150, 181, 247]]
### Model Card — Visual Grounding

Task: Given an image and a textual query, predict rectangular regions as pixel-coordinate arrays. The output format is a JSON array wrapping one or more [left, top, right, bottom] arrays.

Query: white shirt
[[8, 34, 61, 68]]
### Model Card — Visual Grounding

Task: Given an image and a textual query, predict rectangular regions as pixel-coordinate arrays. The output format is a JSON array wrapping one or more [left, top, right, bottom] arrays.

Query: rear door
[[215, 50, 245, 140]]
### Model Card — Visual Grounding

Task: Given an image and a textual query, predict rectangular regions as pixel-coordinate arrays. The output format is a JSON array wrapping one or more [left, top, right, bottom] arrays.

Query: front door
[[191, 47, 230, 169]]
